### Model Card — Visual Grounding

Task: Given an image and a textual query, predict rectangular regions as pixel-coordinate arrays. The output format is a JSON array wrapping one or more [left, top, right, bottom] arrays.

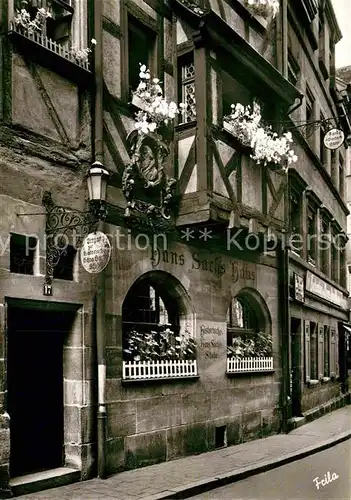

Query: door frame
[[5, 298, 84, 476]]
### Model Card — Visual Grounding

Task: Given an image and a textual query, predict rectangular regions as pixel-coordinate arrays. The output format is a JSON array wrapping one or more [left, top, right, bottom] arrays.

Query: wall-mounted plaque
[[294, 273, 305, 302]]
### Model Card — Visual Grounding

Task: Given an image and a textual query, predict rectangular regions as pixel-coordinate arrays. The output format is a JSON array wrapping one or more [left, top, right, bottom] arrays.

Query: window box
[[227, 356, 273, 373], [9, 24, 92, 85], [123, 359, 198, 380]]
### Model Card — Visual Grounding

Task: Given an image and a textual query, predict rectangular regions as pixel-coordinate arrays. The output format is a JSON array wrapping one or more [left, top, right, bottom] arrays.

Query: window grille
[[179, 56, 196, 124]]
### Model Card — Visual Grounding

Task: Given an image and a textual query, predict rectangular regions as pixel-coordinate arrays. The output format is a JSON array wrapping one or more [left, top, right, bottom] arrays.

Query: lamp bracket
[[42, 191, 106, 288]]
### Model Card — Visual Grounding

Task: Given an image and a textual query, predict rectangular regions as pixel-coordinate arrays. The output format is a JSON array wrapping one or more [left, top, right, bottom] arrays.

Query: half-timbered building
[[0, 0, 350, 496]]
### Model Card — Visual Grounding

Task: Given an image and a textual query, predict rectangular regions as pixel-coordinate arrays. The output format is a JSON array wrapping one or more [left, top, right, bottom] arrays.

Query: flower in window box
[[245, 0, 280, 19], [132, 64, 182, 138], [224, 101, 298, 170]]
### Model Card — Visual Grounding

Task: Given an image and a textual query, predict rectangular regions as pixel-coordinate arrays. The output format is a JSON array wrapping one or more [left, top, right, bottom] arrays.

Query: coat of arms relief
[[122, 129, 176, 223]]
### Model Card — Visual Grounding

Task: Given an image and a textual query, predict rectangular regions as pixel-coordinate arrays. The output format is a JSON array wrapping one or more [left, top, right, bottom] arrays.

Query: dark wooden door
[[7, 308, 65, 477]]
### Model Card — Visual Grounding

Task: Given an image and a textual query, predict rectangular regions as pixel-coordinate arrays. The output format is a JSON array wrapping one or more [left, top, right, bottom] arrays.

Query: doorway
[[291, 317, 302, 417], [7, 306, 74, 477]]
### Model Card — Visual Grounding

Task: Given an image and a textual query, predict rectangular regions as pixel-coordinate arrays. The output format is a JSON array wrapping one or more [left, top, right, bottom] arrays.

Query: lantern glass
[[87, 165, 109, 202]]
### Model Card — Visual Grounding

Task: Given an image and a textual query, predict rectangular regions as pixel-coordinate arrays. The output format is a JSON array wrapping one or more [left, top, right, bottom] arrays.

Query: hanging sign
[[323, 128, 345, 150], [80, 231, 111, 273]]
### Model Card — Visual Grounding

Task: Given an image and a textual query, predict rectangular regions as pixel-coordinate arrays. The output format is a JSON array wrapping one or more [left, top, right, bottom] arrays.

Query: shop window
[[310, 321, 318, 380], [307, 205, 317, 266], [128, 16, 156, 98], [324, 326, 330, 377], [227, 293, 273, 373], [10, 233, 37, 275], [122, 273, 196, 380], [289, 183, 302, 255], [53, 244, 76, 281], [178, 53, 196, 125]]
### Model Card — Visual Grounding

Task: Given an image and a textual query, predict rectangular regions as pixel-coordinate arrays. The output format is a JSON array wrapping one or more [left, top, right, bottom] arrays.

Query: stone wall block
[[242, 411, 262, 441], [63, 347, 83, 380], [226, 415, 242, 445], [181, 391, 211, 425], [81, 405, 96, 445], [64, 443, 82, 470], [64, 405, 81, 444], [0, 431, 10, 464], [65, 310, 83, 347], [106, 347, 122, 379], [136, 395, 182, 433], [106, 437, 124, 475], [107, 401, 136, 438], [125, 430, 167, 469]]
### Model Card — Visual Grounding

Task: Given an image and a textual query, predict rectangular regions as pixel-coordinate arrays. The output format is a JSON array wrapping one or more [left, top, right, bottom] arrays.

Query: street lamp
[[42, 161, 110, 295]]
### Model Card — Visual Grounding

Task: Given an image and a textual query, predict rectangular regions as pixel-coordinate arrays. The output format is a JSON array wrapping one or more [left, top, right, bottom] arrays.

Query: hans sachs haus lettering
[[151, 249, 256, 281]]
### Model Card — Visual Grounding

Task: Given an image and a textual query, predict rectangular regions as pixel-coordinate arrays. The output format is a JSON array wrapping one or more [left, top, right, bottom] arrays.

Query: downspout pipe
[[93, 0, 107, 479]]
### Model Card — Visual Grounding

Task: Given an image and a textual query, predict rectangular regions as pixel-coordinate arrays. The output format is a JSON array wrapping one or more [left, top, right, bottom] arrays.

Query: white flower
[[140, 64, 147, 72], [153, 78, 160, 84], [91, 38, 97, 45]]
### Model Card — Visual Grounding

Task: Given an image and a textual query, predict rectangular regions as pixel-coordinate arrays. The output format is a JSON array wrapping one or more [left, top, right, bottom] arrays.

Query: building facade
[[0, 0, 349, 497]]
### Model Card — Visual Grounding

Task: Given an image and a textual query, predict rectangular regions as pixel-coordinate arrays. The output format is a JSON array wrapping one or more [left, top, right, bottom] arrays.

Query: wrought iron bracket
[[42, 191, 107, 294], [283, 115, 347, 139]]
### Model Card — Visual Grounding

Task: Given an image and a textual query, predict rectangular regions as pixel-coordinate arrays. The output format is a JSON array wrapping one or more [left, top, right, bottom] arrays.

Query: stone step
[[9, 467, 80, 497], [287, 416, 306, 431]]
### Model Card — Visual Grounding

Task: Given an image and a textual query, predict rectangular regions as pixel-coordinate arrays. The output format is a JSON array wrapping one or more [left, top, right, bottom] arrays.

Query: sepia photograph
[[0, 0, 350, 498]]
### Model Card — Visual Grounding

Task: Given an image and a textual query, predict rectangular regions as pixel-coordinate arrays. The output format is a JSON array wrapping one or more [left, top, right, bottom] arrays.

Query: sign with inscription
[[323, 128, 345, 150], [198, 322, 226, 359], [305, 271, 348, 309], [294, 273, 305, 302], [80, 232, 111, 273]]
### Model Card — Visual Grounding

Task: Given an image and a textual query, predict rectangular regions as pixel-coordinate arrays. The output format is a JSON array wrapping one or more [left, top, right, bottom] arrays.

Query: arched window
[[226, 292, 272, 360], [122, 272, 196, 364]]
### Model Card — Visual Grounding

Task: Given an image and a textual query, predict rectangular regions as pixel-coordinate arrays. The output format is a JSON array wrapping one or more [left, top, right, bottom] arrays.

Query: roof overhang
[[172, 0, 301, 109]]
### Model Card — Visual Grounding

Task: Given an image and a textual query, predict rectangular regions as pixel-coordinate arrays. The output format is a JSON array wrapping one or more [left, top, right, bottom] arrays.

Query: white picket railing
[[123, 359, 198, 380], [11, 24, 91, 71], [227, 357, 273, 373]]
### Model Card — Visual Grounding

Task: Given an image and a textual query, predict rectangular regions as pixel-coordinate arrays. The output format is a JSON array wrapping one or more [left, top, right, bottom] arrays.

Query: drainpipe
[[93, 0, 107, 479]]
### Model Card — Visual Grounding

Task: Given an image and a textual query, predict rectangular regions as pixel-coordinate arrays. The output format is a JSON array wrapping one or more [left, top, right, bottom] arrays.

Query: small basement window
[[53, 244, 76, 280], [215, 425, 227, 448], [10, 233, 37, 275]]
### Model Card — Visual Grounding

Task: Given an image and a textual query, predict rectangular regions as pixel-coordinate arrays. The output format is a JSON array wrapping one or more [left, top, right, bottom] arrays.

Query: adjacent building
[[0, 0, 349, 497]]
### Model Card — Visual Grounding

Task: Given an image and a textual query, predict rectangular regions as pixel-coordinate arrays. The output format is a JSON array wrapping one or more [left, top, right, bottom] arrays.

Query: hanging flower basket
[[244, 0, 280, 18], [223, 102, 297, 170]]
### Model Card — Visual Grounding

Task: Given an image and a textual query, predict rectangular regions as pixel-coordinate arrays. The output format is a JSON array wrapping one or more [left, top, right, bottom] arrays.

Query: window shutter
[[330, 327, 336, 376], [318, 324, 324, 380], [304, 320, 311, 382]]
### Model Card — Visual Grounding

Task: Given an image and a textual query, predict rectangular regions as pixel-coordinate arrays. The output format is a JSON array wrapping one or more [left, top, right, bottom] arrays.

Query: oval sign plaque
[[80, 231, 111, 273], [323, 128, 345, 150]]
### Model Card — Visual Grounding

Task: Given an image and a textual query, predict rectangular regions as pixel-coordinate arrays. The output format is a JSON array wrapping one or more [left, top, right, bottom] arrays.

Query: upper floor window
[[178, 53, 196, 124], [14, 0, 74, 48], [288, 50, 300, 87], [128, 16, 156, 98], [221, 70, 251, 118], [319, 112, 327, 166], [305, 86, 315, 145], [320, 217, 329, 275], [307, 205, 317, 266], [339, 155, 345, 198], [289, 184, 303, 254]]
